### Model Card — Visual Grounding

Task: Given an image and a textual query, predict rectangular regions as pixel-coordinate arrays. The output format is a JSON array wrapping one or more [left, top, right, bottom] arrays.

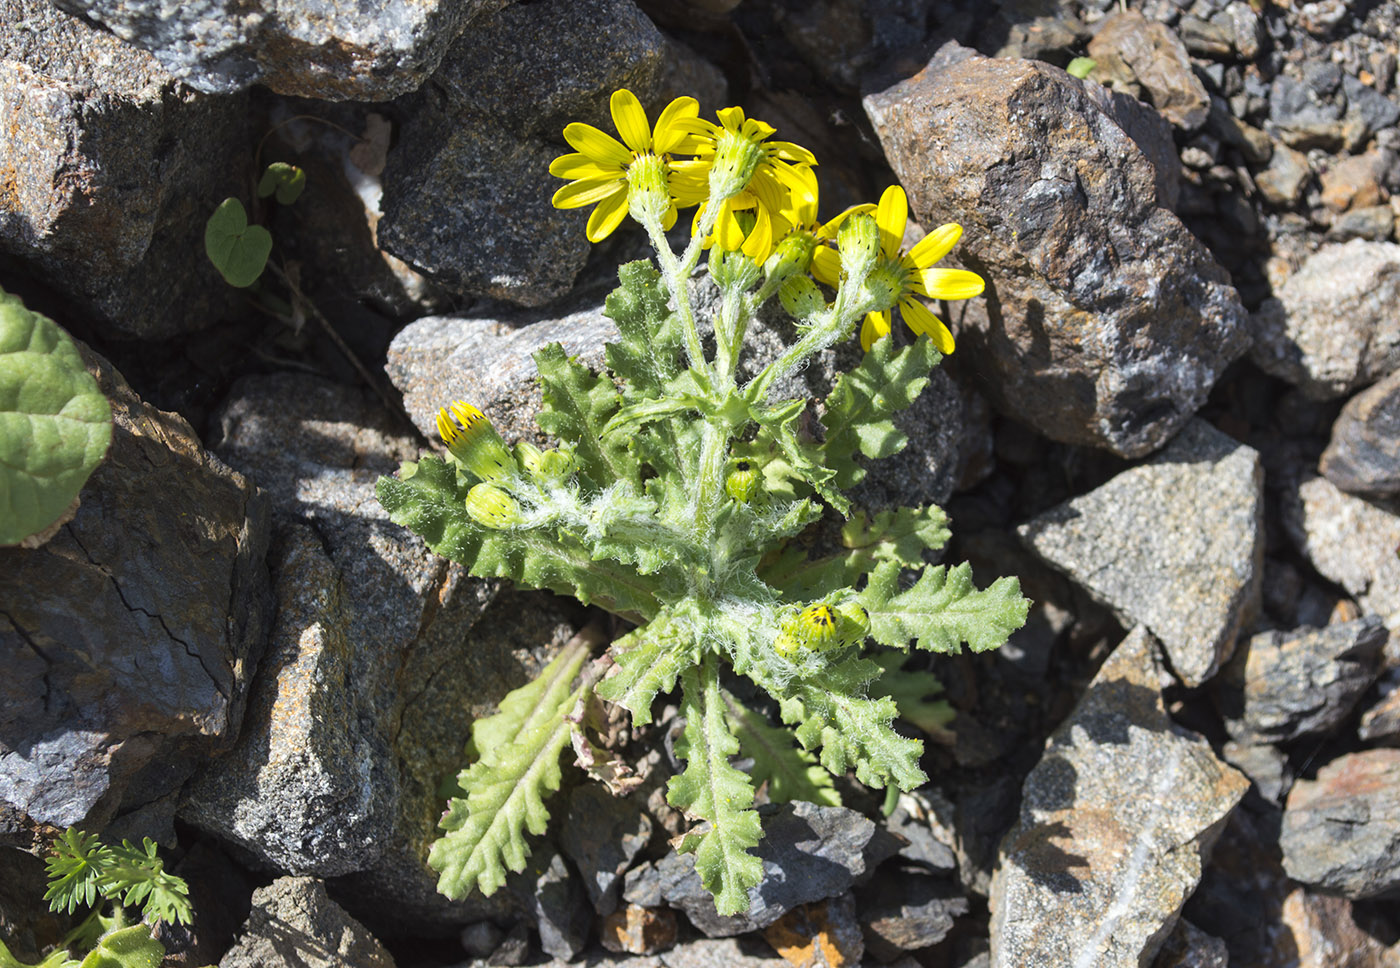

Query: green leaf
[[0, 292, 112, 547], [603, 261, 684, 398], [722, 692, 839, 807], [533, 343, 637, 487], [751, 400, 846, 515], [596, 614, 698, 726], [99, 840, 192, 926], [430, 641, 590, 899], [256, 162, 306, 204], [0, 937, 77, 968], [75, 926, 162, 968], [667, 659, 764, 915], [203, 198, 272, 288], [820, 334, 939, 489], [1066, 56, 1096, 79], [44, 829, 107, 916], [859, 560, 1030, 654], [872, 653, 955, 739], [787, 672, 928, 791]]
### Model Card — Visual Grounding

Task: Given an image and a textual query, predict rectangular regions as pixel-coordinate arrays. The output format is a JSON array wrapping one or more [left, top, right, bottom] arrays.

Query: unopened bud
[[437, 401, 518, 482], [725, 460, 761, 504], [765, 230, 817, 286], [710, 247, 760, 291], [837, 212, 880, 279], [464, 483, 522, 529], [833, 601, 870, 646], [778, 276, 824, 319], [518, 440, 576, 481]]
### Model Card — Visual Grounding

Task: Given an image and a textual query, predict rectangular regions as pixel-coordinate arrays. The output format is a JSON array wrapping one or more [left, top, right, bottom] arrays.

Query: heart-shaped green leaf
[[0, 289, 113, 546], [256, 161, 306, 205], [204, 197, 272, 288]]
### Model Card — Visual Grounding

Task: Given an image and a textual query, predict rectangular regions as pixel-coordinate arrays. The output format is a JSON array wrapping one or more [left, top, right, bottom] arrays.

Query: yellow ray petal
[[749, 169, 787, 214], [563, 122, 631, 167], [919, 267, 985, 300], [586, 189, 630, 242], [860, 310, 891, 351], [549, 153, 618, 179], [875, 185, 907, 259], [741, 117, 776, 141], [610, 88, 652, 153], [716, 105, 746, 132], [715, 199, 747, 251], [815, 203, 875, 240], [653, 96, 700, 154], [899, 297, 955, 354], [783, 165, 819, 226], [768, 140, 817, 166], [811, 245, 842, 287], [551, 178, 625, 210], [742, 204, 775, 262], [907, 223, 962, 268]]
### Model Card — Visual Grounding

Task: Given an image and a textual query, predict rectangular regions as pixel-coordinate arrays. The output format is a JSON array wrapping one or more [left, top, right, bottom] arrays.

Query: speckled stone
[[219, 877, 395, 968], [1018, 420, 1264, 686], [865, 50, 1248, 457], [1282, 476, 1400, 631], [1087, 11, 1211, 130], [1280, 749, 1400, 899], [989, 627, 1249, 968], [1277, 888, 1399, 968], [0, 0, 251, 338], [1250, 240, 1400, 400], [48, 0, 505, 97], [1320, 366, 1400, 497], [0, 344, 269, 835], [1153, 919, 1229, 968]]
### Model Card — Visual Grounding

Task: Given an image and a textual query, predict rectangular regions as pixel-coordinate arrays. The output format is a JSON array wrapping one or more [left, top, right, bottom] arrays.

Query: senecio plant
[[376, 90, 1029, 915]]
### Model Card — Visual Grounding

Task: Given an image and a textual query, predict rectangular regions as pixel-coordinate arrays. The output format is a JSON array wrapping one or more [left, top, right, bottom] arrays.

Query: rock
[[865, 51, 1248, 457], [1283, 476, 1400, 630], [600, 904, 677, 956], [1255, 141, 1311, 207], [1321, 367, 1400, 497], [1250, 240, 1400, 400], [1212, 618, 1388, 743], [1219, 739, 1292, 804], [218, 876, 395, 968], [1342, 73, 1400, 137], [989, 627, 1249, 968], [460, 920, 503, 958], [1083, 80, 1184, 211], [1327, 204, 1396, 242], [1278, 887, 1400, 968], [1358, 680, 1400, 745], [1204, 97, 1272, 166], [1319, 151, 1387, 212], [858, 870, 967, 961], [509, 843, 591, 961], [628, 801, 891, 937], [1280, 749, 1400, 899], [1176, 15, 1233, 58], [1088, 11, 1211, 129], [183, 373, 575, 926], [1152, 918, 1228, 968], [660, 938, 790, 967], [1018, 420, 1264, 686], [883, 798, 958, 874], [0, 344, 270, 835], [1268, 73, 1349, 150], [1181, 809, 1294, 966], [560, 784, 653, 916], [49, 0, 503, 97], [761, 893, 864, 968], [0, 0, 251, 339]]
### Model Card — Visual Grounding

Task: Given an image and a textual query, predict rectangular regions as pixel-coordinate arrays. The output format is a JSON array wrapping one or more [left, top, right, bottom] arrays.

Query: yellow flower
[[818, 185, 984, 354], [549, 89, 706, 242], [774, 165, 872, 280]]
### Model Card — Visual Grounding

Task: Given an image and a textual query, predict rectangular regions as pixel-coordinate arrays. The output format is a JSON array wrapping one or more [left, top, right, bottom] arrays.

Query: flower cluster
[[550, 89, 985, 353]]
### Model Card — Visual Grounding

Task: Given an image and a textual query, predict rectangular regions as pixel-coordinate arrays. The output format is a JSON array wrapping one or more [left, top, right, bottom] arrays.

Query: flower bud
[[833, 601, 870, 646], [725, 460, 760, 504], [437, 401, 518, 482], [860, 261, 905, 314], [709, 247, 760, 291], [837, 212, 880, 279], [778, 276, 824, 320], [518, 440, 576, 481], [765, 230, 817, 286], [464, 483, 523, 529]]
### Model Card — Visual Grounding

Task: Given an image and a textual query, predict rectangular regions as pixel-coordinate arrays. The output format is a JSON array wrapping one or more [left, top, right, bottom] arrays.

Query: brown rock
[[1279, 888, 1398, 967], [1280, 749, 1400, 899], [1088, 11, 1211, 130], [1319, 151, 1388, 212], [762, 895, 864, 968], [1255, 142, 1312, 207], [601, 905, 678, 956]]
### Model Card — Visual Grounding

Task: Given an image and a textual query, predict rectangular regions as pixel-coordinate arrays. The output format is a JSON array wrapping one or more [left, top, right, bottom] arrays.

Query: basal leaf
[[203, 198, 272, 288], [860, 560, 1030, 654], [256, 162, 306, 205], [75, 925, 163, 968], [596, 614, 698, 725], [534, 343, 637, 488], [723, 692, 839, 807], [603, 261, 683, 398]]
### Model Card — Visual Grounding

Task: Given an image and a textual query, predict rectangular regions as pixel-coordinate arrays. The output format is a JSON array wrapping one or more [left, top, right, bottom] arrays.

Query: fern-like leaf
[[430, 640, 591, 899], [44, 830, 107, 916], [872, 652, 955, 739], [667, 659, 764, 915], [596, 614, 698, 726], [98, 840, 192, 926], [860, 560, 1030, 654], [821, 335, 939, 489], [534, 343, 637, 487], [722, 691, 839, 807]]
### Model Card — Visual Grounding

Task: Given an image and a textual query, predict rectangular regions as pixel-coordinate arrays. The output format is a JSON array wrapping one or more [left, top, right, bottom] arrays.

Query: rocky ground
[[2, 0, 1399, 965]]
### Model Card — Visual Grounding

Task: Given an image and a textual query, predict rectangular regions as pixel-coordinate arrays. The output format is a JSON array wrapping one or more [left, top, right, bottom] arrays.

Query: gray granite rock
[[1255, 141, 1311, 207], [1082, 80, 1182, 212], [1321, 367, 1400, 497], [1213, 618, 1387, 743], [1018, 420, 1264, 686], [865, 51, 1248, 457], [524, 937, 792, 968], [509, 843, 591, 961], [1250, 240, 1400, 400], [1282, 476, 1400, 632], [560, 784, 653, 916], [625, 801, 890, 938], [1280, 749, 1400, 899], [0, 0, 251, 338], [219, 876, 395, 968], [0, 345, 269, 836], [858, 870, 967, 961], [990, 627, 1249, 968], [49, 0, 503, 97], [1087, 11, 1211, 130]]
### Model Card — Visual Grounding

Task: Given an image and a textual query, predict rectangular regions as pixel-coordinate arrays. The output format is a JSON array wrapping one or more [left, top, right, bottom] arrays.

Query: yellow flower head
[[814, 185, 984, 354], [774, 165, 873, 281], [437, 400, 518, 481], [549, 89, 706, 242]]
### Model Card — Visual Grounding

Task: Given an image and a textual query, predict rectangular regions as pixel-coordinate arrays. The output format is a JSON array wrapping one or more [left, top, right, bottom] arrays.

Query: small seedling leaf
[[257, 162, 306, 204], [204, 198, 272, 288]]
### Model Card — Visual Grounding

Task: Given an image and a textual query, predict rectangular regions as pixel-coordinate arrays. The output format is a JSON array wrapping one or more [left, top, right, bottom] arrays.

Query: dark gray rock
[[858, 870, 967, 961], [1213, 618, 1388, 743], [1082, 79, 1183, 212], [219, 876, 396, 968], [1087, 11, 1211, 130], [884, 799, 958, 874], [1250, 240, 1400, 400], [1321, 367, 1400, 497], [0, 0, 251, 339], [1152, 918, 1228, 968], [0, 345, 269, 836], [560, 784, 653, 916], [630, 801, 887, 937], [1280, 749, 1400, 899], [865, 52, 1248, 457], [1358, 678, 1400, 745], [1018, 420, 1264, 686], [1219, 739, 1292, 804], [48, 0, 503, 97], [989, 627, 1249, 968], [1342, 73, 1400, 137], [509, 844, 591, 961]]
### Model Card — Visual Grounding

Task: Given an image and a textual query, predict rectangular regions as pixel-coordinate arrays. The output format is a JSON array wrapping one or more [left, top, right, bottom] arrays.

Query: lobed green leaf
[[534, 343, 637, 488], [722, 692, 839, 807], [860, 560, 1030, 654]]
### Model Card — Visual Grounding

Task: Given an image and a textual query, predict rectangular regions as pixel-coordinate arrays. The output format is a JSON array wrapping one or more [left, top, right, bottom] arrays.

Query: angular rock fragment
[[1153, 919, 1229, 968], [508, 844, 591, 961], [1320, 367, 1400, 497], [218, 877, 395, 968], [1250, 240, 1400, 400], [0, 345, 269, 835], [1087, 11, 1211, 130], [762, 893, 864, 968], [1280, 749, 1400, 899], [990, 627, 1249, 968], [1283, 476, 1400, 630], [858, 869, 967, 961], [1358, 681, 1400, 746], [600, 904, 677, 956], [1019, 420, 1264, 686], [865, 52, 1248, 457], [1278, 888, 1400, 967], [0, 0, 251, 338], [560, 784, 653, 916]]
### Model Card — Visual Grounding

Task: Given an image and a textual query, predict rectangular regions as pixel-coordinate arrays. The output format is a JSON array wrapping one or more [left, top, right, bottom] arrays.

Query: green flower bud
[[861, 260, 906, 313], [710, 246, 760, 291], [464, 483, 522, 529], [778, 276, 824, 320], [437, 401, 518, 482], [725, 460, 760, 504], [837, 212, 880, 279], [833, 601, 870, 647], [516, 441, 576, 481], [765, 230, 817, 286]]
